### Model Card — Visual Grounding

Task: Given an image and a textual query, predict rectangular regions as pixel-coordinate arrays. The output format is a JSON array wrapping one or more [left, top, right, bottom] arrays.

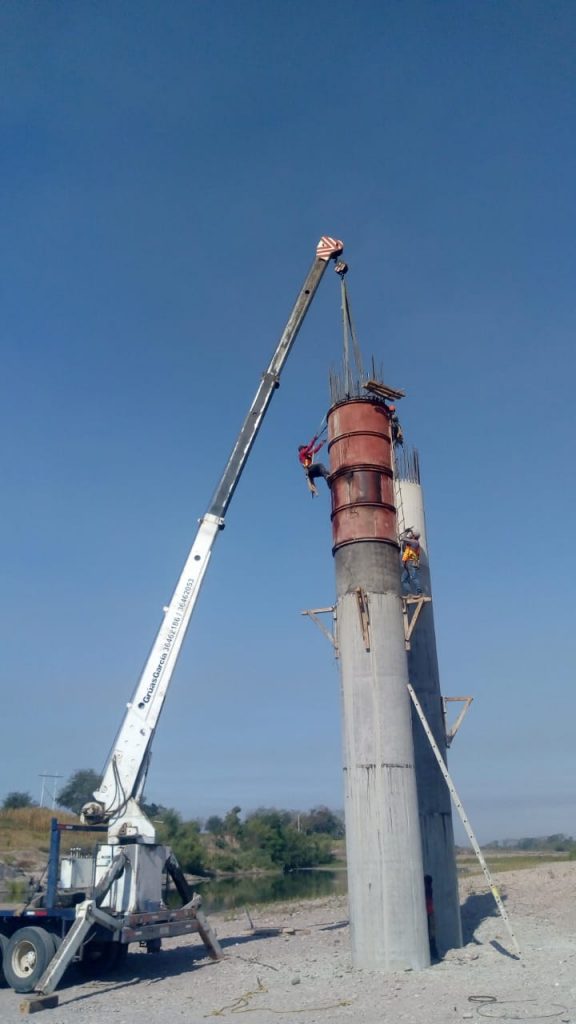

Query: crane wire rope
[[339, 276, 364, 386], [337, 268, 407, 546]]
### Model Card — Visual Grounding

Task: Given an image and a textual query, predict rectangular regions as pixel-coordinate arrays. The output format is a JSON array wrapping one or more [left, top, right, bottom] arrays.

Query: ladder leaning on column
[[392, 455, 429, 650], [407, 683, 522, 959]]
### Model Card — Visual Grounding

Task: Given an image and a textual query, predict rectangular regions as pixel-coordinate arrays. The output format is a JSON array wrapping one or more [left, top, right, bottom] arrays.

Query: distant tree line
[[2, 792, 38, 810], [5, 776, 576, 869], [1, 771, 345, 876], [484, 833, 576, 853], [0, 769, 102, 815], [134, 805, 336, 875]]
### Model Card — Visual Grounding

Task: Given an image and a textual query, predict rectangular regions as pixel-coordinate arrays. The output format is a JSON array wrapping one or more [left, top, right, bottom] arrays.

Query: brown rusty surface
[[123, 906, 199, 927], [121, 920, 201, 942], [328, 399, 397, 550]]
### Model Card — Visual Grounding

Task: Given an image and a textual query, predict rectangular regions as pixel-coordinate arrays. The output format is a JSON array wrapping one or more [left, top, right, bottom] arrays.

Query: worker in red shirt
[[298, 434, 330, 497], [424, 875, 439, 960], [387, 403, 404, 446]]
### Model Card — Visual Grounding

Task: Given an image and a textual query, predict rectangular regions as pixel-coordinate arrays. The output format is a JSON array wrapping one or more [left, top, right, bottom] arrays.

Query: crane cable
[[336, 264, 406, 542], [337, 268, 364, 392]]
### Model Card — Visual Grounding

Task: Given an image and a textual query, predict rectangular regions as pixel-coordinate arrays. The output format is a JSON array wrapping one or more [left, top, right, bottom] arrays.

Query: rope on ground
[[205, 977, 267, 1016], [229, 1000, 354, 1015], [468, 995, 568, 1019], [205, 978, 353, 1017], [229, 953, 279, 972]]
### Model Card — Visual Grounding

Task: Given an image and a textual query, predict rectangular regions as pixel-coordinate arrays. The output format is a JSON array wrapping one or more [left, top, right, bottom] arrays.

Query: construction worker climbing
[[400, 528, 423, 595], [298, 433, 330, 497], [387, 403, 404, 446]]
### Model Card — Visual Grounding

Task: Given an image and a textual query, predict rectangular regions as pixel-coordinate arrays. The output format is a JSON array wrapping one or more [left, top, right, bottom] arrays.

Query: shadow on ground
[[460, 891, 503, 944], [50, 929, 279, 1006], [489, 939, 520, 961]]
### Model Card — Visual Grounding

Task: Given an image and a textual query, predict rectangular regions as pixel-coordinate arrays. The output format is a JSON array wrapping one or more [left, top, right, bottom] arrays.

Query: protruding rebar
[[395, 445, 421, 484]]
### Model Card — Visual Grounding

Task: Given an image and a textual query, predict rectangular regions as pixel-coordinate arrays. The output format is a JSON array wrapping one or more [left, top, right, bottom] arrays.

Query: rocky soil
[[1, 861, 575, 1024]]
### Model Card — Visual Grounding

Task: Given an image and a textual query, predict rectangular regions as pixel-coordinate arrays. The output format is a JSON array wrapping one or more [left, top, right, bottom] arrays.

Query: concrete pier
[[328, 399, 430, 972], [397, 458, 463, 954]]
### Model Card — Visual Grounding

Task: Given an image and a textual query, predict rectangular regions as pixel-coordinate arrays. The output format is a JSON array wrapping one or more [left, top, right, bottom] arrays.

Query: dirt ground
[[1, 861, 575, 1024]]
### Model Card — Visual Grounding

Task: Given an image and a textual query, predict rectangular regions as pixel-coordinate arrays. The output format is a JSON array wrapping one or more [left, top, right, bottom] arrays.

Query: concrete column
[[329, 400, 430, 972], [398, 472, 463, 953]]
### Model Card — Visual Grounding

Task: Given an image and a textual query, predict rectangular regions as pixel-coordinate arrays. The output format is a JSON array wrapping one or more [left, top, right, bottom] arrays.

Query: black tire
[[48, 931, 62, 954], [117, 943, 129, 963], [78, 940, 127, 977], [0, 933, 9, 988], [3, 927, 55, 993]]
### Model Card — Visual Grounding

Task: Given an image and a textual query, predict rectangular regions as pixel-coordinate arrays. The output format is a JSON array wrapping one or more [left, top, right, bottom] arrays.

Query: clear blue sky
[[1, 1, 574, 843]]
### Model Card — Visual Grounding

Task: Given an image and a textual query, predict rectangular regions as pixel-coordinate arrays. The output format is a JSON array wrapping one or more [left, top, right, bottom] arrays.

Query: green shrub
[[210, 850, 243, 873], [6, 879, 28, 900], [156, 810, 206, 875]]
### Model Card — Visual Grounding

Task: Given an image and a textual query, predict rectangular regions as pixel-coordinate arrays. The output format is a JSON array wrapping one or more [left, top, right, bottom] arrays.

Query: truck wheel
[[0, 933, 9, 987], [3, 926, 55, 993], [79, 941, 127, 976]]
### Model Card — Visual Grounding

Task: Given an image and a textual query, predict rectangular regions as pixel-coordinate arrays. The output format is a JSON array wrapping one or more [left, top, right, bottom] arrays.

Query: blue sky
[[1, 1, 574, 843]]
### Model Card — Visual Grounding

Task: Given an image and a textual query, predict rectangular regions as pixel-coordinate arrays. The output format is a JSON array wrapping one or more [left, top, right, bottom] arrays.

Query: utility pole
[[39, 773, 63, 810]]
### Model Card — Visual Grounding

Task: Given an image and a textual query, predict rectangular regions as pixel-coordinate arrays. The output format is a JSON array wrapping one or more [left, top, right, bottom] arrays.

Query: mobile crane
[[0, 236, 344, 1005]]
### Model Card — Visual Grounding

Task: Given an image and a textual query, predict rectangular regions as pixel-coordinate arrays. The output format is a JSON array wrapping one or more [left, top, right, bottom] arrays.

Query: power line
[[39, 772, 63, 810]]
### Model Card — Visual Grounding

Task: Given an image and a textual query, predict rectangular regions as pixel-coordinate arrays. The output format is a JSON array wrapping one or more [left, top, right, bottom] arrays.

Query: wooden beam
[[20, 995, 59, 1014], [401, 595, 432, 650], [363, 379, 406, 401], [301, 607, 338, 655], [443, 696, 474, 746]]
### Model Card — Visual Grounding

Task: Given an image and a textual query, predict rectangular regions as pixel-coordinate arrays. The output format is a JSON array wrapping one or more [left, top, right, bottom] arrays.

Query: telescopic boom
[[83, 237, 344, 841]]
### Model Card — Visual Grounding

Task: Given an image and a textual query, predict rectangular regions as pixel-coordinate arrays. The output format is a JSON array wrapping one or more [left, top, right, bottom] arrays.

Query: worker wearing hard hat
[[298, 435, 331, 497], [400, 528, 423, 595], [387, 403, 404, 446]]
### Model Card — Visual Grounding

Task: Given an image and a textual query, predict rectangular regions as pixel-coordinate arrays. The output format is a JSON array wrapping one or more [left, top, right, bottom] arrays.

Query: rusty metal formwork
[[327, 398, 397, 551]]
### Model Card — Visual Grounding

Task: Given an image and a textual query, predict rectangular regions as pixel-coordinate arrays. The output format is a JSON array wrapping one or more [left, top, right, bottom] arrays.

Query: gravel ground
[[1, 862, 575, 1024]]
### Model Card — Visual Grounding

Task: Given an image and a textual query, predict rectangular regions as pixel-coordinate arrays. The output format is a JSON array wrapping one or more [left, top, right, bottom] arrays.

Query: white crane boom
[[83, 237, 344, 841]]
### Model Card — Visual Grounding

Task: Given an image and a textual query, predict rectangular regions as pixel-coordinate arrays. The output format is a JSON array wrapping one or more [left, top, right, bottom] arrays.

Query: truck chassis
[[0, 819, 221, 998]]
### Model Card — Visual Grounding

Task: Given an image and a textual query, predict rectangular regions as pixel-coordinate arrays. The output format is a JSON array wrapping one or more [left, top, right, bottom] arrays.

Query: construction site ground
[[1, 860, 575, 1023]]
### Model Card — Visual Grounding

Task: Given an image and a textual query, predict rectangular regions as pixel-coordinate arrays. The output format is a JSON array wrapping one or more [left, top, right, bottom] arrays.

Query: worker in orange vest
[[298, 435, 330, 497], [400, 528, 423, 595]]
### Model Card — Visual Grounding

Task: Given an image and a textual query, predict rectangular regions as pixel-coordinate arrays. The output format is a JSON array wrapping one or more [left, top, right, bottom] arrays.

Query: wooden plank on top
[[363, 379, 406, 401]]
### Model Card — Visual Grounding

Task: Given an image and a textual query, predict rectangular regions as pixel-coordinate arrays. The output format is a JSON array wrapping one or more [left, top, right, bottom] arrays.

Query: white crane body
[[83, 236, 344, 842], [0, 237, 346, 1004], [89, 513, 222, 842]]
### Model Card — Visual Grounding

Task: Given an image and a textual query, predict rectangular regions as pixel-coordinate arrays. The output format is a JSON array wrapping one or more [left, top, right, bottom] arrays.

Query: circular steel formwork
[[327, 399, 397, 551]]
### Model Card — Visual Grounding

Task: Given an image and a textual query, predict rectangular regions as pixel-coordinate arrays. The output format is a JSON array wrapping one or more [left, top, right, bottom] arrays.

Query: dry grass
[[0, 806, 75, 831], [0, 807, 104, 868], [457, 850, 570, 875]]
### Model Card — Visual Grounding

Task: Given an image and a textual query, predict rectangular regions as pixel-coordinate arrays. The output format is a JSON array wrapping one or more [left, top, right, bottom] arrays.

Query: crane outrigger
[[0, 236, 344, 1007]]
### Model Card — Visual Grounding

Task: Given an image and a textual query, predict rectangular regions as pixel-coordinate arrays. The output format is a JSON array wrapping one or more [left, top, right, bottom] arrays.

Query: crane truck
[[0, 236, 344, 1006]]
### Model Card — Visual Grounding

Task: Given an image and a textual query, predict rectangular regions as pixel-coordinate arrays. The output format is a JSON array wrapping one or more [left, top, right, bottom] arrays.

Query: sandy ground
[[1, 862, 575, 1023]]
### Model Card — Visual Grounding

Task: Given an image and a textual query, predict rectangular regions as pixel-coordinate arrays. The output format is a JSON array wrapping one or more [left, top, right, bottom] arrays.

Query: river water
[[172, 868, 348, 914], [0, 869, 348, 915]]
